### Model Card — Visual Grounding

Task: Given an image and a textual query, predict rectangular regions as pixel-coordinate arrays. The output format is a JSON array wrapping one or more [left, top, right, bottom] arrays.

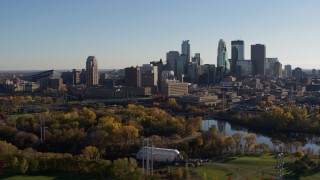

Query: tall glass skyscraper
[[217, 39, 230, 75], [181, 40, 190, 62], [231, 40, 244, 75]]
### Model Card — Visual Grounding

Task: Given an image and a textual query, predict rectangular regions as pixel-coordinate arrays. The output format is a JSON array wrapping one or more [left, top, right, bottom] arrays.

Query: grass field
[[192, 154, 320, 180], [194, 164, 235, 179]]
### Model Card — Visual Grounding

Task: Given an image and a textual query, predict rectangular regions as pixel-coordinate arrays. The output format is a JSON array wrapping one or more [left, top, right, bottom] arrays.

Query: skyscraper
[[251, 44, 266, 76], [274, 61, 282, 77], [284, 65, 292, 77], [125, 66, 141, 87], [192, 53, 202, 65], [86, 56, 99, 87], [217, 39, 230, 75], [181, 40, 191, 63], [231, 40, 244, 75], [166, 51, 180, 74]]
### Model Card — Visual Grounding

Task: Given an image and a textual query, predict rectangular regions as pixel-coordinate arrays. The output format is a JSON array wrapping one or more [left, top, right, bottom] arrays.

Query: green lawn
[[193, 154, 320, 180], [222, 154, 276, 166], [194, 164, 235, 179], [0, 172, 100, 180]]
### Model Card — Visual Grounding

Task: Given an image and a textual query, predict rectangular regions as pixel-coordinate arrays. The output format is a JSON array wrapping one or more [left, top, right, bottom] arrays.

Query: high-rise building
[[231, 40, 244, 75], [177, 54, 189, 78], [274, 62, 282, 77], [86, 56, 99, 87], [198, 64, 215, 85], [150, 59, 164, 91], [251, 44, 266, 76], [125, 66, 141, 87], [292, 67, 303, 81], [312, 69, 317, 78], [217, 39, 230, 75], [236, 60, 252, 77], [166, 51, 180, 74], [181, 40, 191, 63], [192, 53, 202, 65], [140, 64, 158, 88], [72, 69, 80, 85], [266, 58, 278, 75], [284, 65, 292, 77]]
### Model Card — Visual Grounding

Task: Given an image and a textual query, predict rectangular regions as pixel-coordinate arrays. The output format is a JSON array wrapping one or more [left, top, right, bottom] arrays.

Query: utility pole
[[142, 138, 153, 176]]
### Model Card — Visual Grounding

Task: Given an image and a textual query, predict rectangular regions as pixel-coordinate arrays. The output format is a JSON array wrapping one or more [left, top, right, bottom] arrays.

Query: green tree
[[19, 158, 29, 174]]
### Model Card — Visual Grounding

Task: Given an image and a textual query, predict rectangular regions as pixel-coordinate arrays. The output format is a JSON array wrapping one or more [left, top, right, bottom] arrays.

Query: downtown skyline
[[1, 0, 320, 70]]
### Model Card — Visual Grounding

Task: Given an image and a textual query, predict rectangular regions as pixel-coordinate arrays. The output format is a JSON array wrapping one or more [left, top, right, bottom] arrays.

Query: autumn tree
[[232, 132, 244, 150], [82, 146, 100, 159], [244, 133, 257, 151]]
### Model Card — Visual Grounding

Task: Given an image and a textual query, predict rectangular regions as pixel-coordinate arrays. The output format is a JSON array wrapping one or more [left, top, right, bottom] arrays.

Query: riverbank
[[209, 112, 320, 135]]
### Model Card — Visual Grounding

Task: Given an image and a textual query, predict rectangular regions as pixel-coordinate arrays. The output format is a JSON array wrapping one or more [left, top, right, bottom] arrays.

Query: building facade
[[217, 39, 230, 75], [251, 44, 266, 76], [125, 66, 141, 87], [166, 51, 180, 74], [86, 56, 99, 87], [231, 40, 244, 75], [284, 65, 292, 77]]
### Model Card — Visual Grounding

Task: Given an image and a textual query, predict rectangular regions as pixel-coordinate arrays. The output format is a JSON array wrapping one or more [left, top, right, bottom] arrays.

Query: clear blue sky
[[1, 0, 319, 70]]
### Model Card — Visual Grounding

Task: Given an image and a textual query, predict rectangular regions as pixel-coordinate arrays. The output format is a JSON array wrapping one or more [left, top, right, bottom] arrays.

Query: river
[[202, 119, 320, 152]]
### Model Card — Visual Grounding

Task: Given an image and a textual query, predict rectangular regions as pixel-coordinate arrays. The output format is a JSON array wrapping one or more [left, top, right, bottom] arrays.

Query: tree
[[118, 125, 139, 146], [232, 132, 243, 150], [111, 158, 143, 180], [222, 136, 236, 153], [244, 133, 257, 151], [82, 146, 100, 159], [0, 140, 18, 155], [19, 158, 29, 174], [295, 150, 304, 159]]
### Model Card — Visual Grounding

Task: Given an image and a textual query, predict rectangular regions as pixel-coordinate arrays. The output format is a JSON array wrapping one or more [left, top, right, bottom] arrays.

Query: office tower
[[188, 62, 199, 84], [266, 58, 278, 75], [198, 64, 216, 85], [177, 54, 189, 78], [284, 65, 292, 77], [312, 69, 317, 78], [217, 39, 230, 75], [166, 51, 180, 74], [236, 60, 252, 77], [72, 69, 80, 85], [231, 40, 244, 75], [192, 53, 202, 65], [251, 44, 266, 76], [181, 40, 191, 63], [125, 66, 141, 87], [292, 67, 303, 81], [140, 64, 158, 88], [61, 71, 73, 85], [274, 62, 282, 77], [86, 56, 99, 87], [150, 59, 164, 91]]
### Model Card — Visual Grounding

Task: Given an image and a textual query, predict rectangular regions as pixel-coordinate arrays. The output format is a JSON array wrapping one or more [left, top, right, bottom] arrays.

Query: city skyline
[[1, 0, 320, 70]]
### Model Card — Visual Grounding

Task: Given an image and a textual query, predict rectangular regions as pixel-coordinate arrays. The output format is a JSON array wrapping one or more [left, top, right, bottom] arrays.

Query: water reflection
[[203, 119, 320, 152]]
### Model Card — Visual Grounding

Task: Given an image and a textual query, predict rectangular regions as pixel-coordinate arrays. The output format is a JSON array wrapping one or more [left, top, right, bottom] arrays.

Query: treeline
[[0, 104, 202, 159], [0, 140, 143, 179], [232, 106, 320, 133], [174, 125, 270, 158]]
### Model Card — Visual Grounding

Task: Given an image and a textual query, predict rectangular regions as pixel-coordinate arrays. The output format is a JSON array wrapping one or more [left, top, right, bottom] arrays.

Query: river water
[[202, 119, 320, 152]]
